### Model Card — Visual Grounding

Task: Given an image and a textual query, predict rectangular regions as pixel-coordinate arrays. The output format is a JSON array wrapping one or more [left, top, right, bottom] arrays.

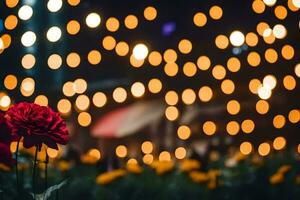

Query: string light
[[197, 55, 211, 70], [273, 24, 287, 39], [165, 106, 179, 121], [141, 141, 153, 154], [48, 54, 62, 69], [47, 26, 62, 42], [229, 31, 245, 47], [18, 5, 33, 20], [47, 0, 63, 12], [263, 0, 277, 6], [133, 43, 149, 60], [258, 85, 272, 100], [144, 6, 157, 21], [34, 95, 48, 106], [258, 142, 271, 156], [203, 121, 217, 136], [198, 86, 213, 102], [165, 91, 179, 105], [106, 17, 119, 32], [113, 87, 127, 103], [116, 145, 127, 158], [78, 112, 92, 127], [4, 75, 17, 90], [131, 82, 145, 97], [159, 151, 171, 161], [177, 125, 191, 140], [21, 31, 36, 47], [86, 13, 101, 28], [288, 109, 300, 123], [124, 15, 138, 29], [292, 0, 300, 7], [263, 75, 277, 90], [175, 147, 186, 159], [92, 92, 107, 108], [240, 142, 252, 155], [193, 12, 207, 27], [21, 54, 36, 69], [57, 99, 72, 115], [148, 78, 162, 93]]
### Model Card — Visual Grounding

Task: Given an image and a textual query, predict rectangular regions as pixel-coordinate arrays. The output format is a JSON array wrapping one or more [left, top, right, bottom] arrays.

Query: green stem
[[45, 153, 49, 190], [32, 146, 38, 199], [15, 138, 21, 193], [55, 189, 59, 200]]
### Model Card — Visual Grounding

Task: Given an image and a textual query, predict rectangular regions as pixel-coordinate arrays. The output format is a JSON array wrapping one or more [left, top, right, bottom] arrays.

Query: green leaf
[[31, 179, 68, 200]]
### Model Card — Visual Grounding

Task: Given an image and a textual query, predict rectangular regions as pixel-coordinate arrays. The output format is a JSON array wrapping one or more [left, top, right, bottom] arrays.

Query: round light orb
[[18, 5, 33, 20], [263, 0, 277, 6], [47, 0, 63, 12], [263, 75, 277, 90], [258, 86, 272, 100], [86, 13, 101, 28], [47, 26, 62, 42], [272, 24, 287, 39], [21, 31, 36, 47], [292, 0, 300, 8], [0, 38, 4, 50], [229, 31, 245, 47], [133, 43, 148, 60], [0, 95, 11, 108]]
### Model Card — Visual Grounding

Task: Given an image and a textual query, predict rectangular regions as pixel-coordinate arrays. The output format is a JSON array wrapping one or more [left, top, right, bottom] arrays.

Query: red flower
[[6, 102, 69, 150], [0, 111, 12, 144], [0, 142, 14, 166]]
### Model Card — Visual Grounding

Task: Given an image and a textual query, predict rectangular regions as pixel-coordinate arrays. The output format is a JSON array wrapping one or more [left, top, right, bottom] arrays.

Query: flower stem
[[15, 138, 21, 193], [32, 146, 38, 199], [45, 153, 49, 190]]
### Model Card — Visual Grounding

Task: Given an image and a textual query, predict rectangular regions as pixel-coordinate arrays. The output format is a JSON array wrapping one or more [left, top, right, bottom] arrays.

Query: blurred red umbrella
[[91, 100, 165, 138]]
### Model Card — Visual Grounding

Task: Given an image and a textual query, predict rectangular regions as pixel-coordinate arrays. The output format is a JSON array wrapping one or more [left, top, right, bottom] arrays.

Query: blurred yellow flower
[[96, 169, 126, 185], [207, 180, 217, 190], [270, 173, 284, 185], [126, 163, 143, 174], [180, 159, 201, 172], [151, 161, 174, 175], [0, 163, 11, 172], [233, 152, 246, 162], [189, 171, 208, 183], [58, 160, 72, 172], [80, 154, 98, 165], [296, 175, 300, 185], [17, 163, 30, 171], [277, 165, 291, 174]]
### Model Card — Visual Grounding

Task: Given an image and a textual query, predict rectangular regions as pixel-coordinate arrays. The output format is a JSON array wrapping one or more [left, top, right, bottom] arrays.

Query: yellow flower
[[207, 180, 217, 190], [180, 159, 201, 173], [207, 169, 221, 180], [80, 154, 98, 165], [251, 154, 264, 166], [233, 152, 246, 162], [126, 163, 143, 174], [270, 173, 284, 185], [189, 171, 208, 183], [209, 151, 220, 162], [277, 165, 291, 174], [0, 163, 11, 172], [96, 169, 126, 185], [17, 163, 30, 171], [58, 160, 71, 172], [154, 161, 174, 175], [296, 175, 300, 185]]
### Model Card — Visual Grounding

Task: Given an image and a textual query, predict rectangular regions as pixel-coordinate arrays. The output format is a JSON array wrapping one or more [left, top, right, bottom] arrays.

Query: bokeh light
[[86, 13, 101, 28], [18, 5, 33, 20]]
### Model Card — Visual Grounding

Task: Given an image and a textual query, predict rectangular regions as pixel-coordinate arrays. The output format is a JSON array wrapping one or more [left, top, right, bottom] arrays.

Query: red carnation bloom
[[0, 111, 13, 144], [0, 142, 15, 166], [6, 102, 69, 150]]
